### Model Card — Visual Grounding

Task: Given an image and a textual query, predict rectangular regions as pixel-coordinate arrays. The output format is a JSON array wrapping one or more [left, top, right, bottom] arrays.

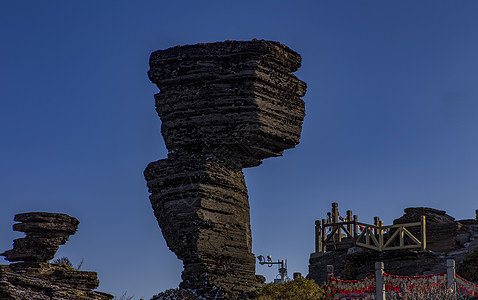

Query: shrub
[[113, 292, 134, 300], [151, 288, 196, 300], [257, 277, 330, 300], [51, 256, 74, 268], [459, 247, 478, 282], [51, 256, 84, 270]]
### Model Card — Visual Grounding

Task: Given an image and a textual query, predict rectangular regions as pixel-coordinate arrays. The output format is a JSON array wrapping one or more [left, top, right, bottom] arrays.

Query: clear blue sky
[[1, 1, 478, 299]]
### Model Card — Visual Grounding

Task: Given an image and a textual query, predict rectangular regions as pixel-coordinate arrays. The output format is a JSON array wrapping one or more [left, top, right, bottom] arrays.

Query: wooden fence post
[[321, 219, 326, 252], [315, 220, 322, 253], [374, 217, 380, 235], [447, 259, 456, 295], [353, 215, 358, 246], [347, 210, 353, 235], [378, 220, 384, 251], [375, 262, 385, 300], [421, 216, 427, 251], [332, 202, 339, 223], [331, 203, 341, 243]]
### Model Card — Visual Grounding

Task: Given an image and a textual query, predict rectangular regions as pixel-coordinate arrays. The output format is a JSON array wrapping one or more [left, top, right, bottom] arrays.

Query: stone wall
[[144, 39, 306, 299]]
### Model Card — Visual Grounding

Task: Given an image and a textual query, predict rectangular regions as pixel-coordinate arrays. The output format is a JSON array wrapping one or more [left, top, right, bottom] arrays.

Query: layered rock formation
[[0, 212, 113, 300], [145, 40, 306, 299], [1, 212, 79, 263], [393, 207, 462, 252], [147, 39, 306, 169], [308, 207, 478, 284]]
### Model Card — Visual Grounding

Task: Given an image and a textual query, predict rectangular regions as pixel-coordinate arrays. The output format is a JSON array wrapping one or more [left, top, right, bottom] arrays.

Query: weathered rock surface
[[394, 207, 462, 252], [145, 156, 259, 297], [1, 212, 79, 263], [0, 212, 113, 300], [308, 207, 478, 284], [308, 248, 444, 284], [148, 39, 306, 169], [145, 40, 306, 298]]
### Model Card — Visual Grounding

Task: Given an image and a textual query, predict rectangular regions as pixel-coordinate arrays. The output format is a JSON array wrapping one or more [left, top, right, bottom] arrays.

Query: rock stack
[[145, 39, 306, 299], [0, 212, 113, 300], [1, 212, 79, 263]]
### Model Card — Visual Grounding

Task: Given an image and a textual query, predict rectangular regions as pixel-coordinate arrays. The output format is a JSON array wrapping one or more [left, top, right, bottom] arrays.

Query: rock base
[[0, 263, 112, 300]]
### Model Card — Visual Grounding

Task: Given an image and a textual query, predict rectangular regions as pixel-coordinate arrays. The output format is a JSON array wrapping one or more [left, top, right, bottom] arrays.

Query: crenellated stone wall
[[144, 39, 306, 299]]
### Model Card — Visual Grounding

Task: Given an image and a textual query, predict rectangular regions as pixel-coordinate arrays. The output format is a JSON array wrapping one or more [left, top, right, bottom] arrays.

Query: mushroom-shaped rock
[[145, 40, 307, 298]]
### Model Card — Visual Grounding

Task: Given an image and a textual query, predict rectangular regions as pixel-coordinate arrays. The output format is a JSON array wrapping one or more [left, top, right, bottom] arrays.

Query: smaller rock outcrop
[[393, 207, 461, 252], [308, 207, 478, 284], [1, 212, 79, 263], [0, 212, 113, 300]]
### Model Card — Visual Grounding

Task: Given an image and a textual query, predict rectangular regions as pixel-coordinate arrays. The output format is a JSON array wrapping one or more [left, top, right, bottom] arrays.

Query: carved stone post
[[326, 265, 334, 282], [447, 259, 456, 295], [144, 40, 306, 298], [375, 262, 385, 300]]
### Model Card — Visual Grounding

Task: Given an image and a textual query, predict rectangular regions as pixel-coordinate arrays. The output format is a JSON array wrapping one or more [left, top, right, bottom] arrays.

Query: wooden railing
[[315, 215, 426, 253]]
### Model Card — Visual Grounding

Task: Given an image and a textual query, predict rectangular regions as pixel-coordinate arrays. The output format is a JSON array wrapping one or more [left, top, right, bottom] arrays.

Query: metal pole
[[375, 262, 385, 300], [281, 260, 285, 284]]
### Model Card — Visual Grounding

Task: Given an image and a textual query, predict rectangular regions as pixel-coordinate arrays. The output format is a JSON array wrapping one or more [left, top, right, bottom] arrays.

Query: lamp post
[[257, 255, 288, 283]]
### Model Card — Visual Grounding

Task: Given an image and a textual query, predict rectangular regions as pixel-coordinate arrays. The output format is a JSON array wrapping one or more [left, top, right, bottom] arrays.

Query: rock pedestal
[[145, 40, 306, 299], [0, 212, 113, 300]]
